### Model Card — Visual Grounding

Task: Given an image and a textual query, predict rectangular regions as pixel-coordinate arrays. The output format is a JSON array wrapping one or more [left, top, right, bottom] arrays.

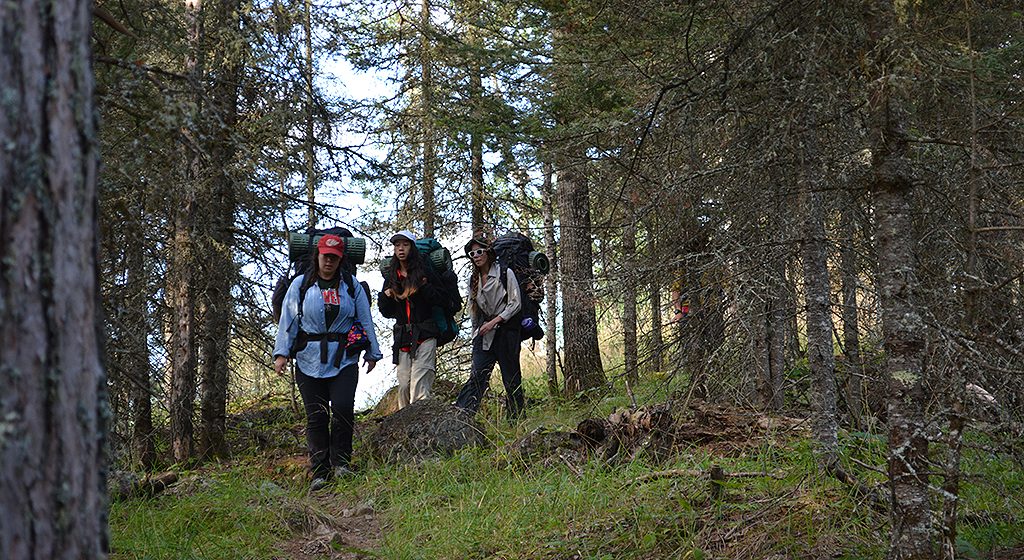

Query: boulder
[[360, 397, 487, 463], [370, 378, 458, 418]]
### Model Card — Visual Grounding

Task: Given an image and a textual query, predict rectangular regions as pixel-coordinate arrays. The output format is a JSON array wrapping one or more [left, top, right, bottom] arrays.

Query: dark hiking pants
[[295, 365, 359, 479], [455, 326, 524, 419]]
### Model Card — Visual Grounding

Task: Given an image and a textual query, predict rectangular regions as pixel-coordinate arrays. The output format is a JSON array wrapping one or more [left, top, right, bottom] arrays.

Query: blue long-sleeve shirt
[[273, 274, 383, 377]]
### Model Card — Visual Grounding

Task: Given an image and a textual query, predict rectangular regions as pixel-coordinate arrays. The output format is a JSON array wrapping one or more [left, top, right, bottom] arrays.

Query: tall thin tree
[[866, 2, 935, 556]]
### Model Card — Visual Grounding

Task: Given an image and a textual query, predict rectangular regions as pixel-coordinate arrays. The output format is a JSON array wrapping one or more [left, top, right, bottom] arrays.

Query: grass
[[109, 462, 293, 559], [109, 373, 1024, 559]]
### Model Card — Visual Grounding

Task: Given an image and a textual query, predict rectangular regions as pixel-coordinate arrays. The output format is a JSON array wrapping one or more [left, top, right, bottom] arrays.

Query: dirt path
[[275, 489, 382, 559]]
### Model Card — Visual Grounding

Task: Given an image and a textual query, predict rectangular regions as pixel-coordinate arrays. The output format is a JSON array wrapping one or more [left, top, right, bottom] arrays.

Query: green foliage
[[109, 372, 1024, 559], [109, 466, 292, 560]]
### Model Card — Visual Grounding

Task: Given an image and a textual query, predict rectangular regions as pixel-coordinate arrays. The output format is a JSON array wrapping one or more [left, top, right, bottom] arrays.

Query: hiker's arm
[[670, 288, 683, 323], [272, 280, 301, 364], [378, 279, 400, 318], [357, 282, 384, 363], [273, 355, 288, 376]]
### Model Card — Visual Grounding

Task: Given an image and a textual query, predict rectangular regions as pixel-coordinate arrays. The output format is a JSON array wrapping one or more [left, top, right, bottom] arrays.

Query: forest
[[1, 0, 1023, 558]]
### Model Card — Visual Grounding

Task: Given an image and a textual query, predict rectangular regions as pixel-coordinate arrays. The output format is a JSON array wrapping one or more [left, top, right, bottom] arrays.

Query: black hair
[[387, 242, 427, 299], [300, 245, 348, 295], [467, 242, 496, 318]]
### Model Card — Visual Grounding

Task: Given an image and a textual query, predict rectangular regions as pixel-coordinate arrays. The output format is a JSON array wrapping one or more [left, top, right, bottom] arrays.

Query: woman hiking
[[378, 230, 448, 409], [454, 230, 525, 420], [273, 234, 382, 490]]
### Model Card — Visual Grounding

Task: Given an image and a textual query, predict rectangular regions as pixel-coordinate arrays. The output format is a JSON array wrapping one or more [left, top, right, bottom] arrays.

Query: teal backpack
[[380, 238, 463, 345]]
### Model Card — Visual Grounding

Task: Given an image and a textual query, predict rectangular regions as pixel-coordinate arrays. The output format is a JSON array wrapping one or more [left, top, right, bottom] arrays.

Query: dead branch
[[625, 466, 784, 487]]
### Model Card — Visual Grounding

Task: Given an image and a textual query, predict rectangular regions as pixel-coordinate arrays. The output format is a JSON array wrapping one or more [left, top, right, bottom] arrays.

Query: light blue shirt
[[273, 274, 383, 378]]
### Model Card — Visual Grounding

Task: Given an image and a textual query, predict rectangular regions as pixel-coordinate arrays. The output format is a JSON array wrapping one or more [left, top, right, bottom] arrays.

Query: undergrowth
[[109, 373, 1024, 559]]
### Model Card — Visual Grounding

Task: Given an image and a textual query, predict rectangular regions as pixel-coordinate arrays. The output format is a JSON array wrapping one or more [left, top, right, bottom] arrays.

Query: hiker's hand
[[273, 355, 289, 376], [479, 317, 500, 336], [364, 359, 377, 373], [384, 288, 394, 298]]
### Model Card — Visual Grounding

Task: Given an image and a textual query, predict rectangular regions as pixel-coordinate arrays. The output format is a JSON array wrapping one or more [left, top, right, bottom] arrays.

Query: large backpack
[[491, 233, 550, 341], [379, 238, 463, 346], [272, 226, 369, 324]]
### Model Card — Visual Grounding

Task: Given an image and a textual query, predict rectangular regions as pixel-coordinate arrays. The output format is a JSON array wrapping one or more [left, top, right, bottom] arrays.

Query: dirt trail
[[274, 487, 382, 560]]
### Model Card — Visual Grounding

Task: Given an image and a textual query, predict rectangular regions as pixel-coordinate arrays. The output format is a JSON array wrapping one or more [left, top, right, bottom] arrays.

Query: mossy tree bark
[[0, 0, 109, 556], [866, 3, 935, 556]]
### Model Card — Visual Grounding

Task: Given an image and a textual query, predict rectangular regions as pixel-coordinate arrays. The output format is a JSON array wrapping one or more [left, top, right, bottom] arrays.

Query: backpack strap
[[292, 272, 348, 360]]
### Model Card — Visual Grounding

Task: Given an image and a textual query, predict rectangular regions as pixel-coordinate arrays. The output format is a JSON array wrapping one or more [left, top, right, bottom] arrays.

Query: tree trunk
[[558, 161, 605, 396], [126, 202, 155, 470], [646, 220, 664, 373], [303, 0, 317, 228], [766, 245, 787, 411], [0, 0, 109, 556], [750, 265, 771, 410], [468, 0, 485, 232], [420, 0, 435, 237], [199, 0, 241, 461], [784, 259, 803, 367], [623, 217, 638, 391], [867, 5, 934, 555], [542, 162, 559, 397], [943, 19, 981, 557], [169, 0, 205, 463], [840, 196, 864, 427], [798, 121, 839, 471]]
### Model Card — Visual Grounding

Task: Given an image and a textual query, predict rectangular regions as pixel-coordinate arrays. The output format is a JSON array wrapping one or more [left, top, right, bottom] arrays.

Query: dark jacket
[[379, 265, 459, 360]]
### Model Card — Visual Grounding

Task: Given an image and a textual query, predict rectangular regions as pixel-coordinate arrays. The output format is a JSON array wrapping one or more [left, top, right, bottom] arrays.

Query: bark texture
[[0, 0, 109, 556], [867, 4, 935, 556], [558, 162, 605, 396], [622, 217, 638, 387], [198, 0, 241, 460], [169, 0, 205, 463], [797, 123, 839, 470], [839, 198, 864, 425]]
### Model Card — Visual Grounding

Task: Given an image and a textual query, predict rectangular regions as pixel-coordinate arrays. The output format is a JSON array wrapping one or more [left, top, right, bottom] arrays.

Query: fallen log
[[109, 471, 178, 502]]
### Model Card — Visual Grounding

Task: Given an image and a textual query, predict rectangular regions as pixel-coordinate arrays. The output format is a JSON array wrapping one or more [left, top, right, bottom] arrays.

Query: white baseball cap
[[390, 230, 417, 243]]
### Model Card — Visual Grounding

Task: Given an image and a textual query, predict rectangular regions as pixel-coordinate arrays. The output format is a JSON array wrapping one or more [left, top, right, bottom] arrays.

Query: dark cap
[[464, 230, 494, 254]]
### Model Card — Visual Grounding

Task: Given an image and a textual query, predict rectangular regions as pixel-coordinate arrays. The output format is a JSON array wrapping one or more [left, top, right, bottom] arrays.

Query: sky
[[302, 52, 479, 409]]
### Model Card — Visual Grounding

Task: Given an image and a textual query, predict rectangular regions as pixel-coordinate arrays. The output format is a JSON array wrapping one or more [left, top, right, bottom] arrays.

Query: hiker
[[454, 231, 525, 420], [378, 230, 447, 409], [670, 286, 690, 324], [273, 234, 382, 490]]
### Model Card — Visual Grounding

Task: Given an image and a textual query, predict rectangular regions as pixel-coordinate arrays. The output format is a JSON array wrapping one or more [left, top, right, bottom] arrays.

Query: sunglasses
[[467, 248, 488, 258]]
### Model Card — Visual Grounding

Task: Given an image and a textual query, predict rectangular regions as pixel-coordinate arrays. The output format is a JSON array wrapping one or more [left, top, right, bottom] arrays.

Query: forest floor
[[109, 373, 1024, 559]]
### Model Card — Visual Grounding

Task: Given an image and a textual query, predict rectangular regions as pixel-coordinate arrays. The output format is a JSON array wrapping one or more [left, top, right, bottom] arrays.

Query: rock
[[259, 481, 286, 498], [360, 397, 487, 463], [510, 425, 587, 462], [330, 531, 349, 548], [371, 379, 459, 418], [354, 503, 374, 517], [372, 386, 401, 417], [107, 470, 140, 501]]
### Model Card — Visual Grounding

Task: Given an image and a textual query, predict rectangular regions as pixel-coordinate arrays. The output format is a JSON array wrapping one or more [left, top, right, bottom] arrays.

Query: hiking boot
[[333, 465, 356, 479], [310, 477, 329, 491]]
